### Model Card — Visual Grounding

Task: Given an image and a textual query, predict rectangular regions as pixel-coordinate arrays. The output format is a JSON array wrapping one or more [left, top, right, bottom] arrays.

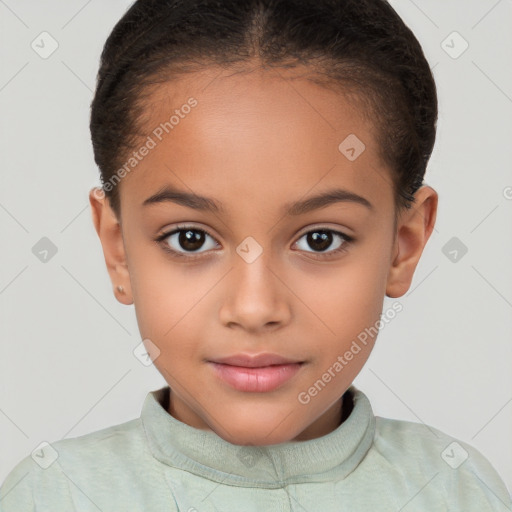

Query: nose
[[218, 249, 292, 333]]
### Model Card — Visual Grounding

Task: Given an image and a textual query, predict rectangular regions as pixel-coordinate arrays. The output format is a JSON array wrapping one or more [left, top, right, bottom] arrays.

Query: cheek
[[134, 275, 206, 382], [134, 277, 196, 341], [292, 253, 388, 340], [127, 248, 181, 338], [130, 255, 218, 351]]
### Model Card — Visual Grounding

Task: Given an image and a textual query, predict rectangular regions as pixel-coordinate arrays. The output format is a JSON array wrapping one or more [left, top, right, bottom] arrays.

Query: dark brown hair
[[90, 0, 438, 219]]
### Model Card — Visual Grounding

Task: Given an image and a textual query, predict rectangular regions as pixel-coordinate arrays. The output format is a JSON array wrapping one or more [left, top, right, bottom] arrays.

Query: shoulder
[[371, 416, 512, 509], [0, 418, 149, 511]]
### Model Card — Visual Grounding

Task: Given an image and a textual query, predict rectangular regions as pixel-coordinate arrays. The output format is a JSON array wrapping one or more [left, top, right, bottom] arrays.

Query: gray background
[[1, 0, 511, 497]]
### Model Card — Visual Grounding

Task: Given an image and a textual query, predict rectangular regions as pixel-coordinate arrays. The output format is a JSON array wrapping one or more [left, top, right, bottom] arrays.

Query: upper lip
[[209, 353, 303, 368]]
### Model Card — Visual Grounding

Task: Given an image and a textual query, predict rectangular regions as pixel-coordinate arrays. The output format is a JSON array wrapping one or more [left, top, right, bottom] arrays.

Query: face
[[90, 65, 437, 446]]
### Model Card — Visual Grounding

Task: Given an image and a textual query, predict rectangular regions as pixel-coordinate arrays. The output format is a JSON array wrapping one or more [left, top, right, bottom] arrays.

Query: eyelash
[[154, 224, 354, 261]]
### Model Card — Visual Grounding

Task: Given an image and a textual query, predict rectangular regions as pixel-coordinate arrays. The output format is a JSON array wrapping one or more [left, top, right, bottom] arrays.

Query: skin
[[89, 65, 437, 446]]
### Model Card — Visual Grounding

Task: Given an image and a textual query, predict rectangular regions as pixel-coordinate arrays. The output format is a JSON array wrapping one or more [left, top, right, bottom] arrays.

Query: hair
[[90, 0, 438, 222]]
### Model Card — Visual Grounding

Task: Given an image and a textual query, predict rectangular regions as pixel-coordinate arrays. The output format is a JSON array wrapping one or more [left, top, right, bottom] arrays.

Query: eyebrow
[[142, 185, 374, 215]]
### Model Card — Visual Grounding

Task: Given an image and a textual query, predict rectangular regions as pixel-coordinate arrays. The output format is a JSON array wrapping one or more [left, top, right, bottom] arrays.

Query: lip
[[209, 353, 303, 368], [207, 353, 305, 393]]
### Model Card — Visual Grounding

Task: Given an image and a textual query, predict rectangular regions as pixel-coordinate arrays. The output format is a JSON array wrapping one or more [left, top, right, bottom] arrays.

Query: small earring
[[116, 285, 125, 294]]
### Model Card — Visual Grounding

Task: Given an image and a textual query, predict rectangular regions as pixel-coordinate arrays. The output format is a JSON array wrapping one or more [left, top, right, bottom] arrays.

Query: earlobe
[[385, 186, 438, 298], [88, 187, 134, 305]]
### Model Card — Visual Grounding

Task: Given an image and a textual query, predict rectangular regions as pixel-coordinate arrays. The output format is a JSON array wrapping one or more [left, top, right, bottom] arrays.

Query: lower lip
[[209, 362, 304, 392]]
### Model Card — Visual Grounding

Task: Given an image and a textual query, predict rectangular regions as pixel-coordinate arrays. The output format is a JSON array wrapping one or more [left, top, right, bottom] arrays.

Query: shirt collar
[[141, 384, 375, 487]]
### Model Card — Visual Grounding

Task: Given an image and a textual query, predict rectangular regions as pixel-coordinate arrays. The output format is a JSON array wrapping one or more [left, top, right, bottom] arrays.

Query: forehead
[[120, 65, 394, 216]]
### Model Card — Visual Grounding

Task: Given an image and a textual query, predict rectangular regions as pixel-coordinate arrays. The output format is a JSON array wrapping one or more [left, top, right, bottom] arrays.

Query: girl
[[1, 0, 510, 510]]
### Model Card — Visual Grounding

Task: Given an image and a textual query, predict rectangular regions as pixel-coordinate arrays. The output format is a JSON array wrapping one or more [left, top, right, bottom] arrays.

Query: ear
[[89, 187, 133, 305], [386, 185, 438, 298]]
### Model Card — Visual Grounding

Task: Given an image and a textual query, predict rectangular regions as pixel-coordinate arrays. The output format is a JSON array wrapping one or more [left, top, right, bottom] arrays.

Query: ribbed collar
[[141, 385, 375, 488]]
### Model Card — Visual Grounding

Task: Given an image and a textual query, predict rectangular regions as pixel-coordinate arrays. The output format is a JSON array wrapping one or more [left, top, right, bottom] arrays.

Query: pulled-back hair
[[90, 0, 438, 218]]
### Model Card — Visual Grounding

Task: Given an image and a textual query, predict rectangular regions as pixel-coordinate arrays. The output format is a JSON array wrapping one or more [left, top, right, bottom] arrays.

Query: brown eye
[[305, 231, 333, 251], [177, 229, 206, 251], [156, 225, 219, 258], [294, 228, 353, 258]]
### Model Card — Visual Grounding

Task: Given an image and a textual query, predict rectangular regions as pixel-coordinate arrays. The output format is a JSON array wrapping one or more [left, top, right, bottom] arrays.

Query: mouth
[[208, 353, 304, 368], [207, 353, 305, 392]]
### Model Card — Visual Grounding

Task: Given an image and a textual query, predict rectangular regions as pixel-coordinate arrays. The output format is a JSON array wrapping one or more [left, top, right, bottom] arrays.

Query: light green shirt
[[1, 385, 510, 511]]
